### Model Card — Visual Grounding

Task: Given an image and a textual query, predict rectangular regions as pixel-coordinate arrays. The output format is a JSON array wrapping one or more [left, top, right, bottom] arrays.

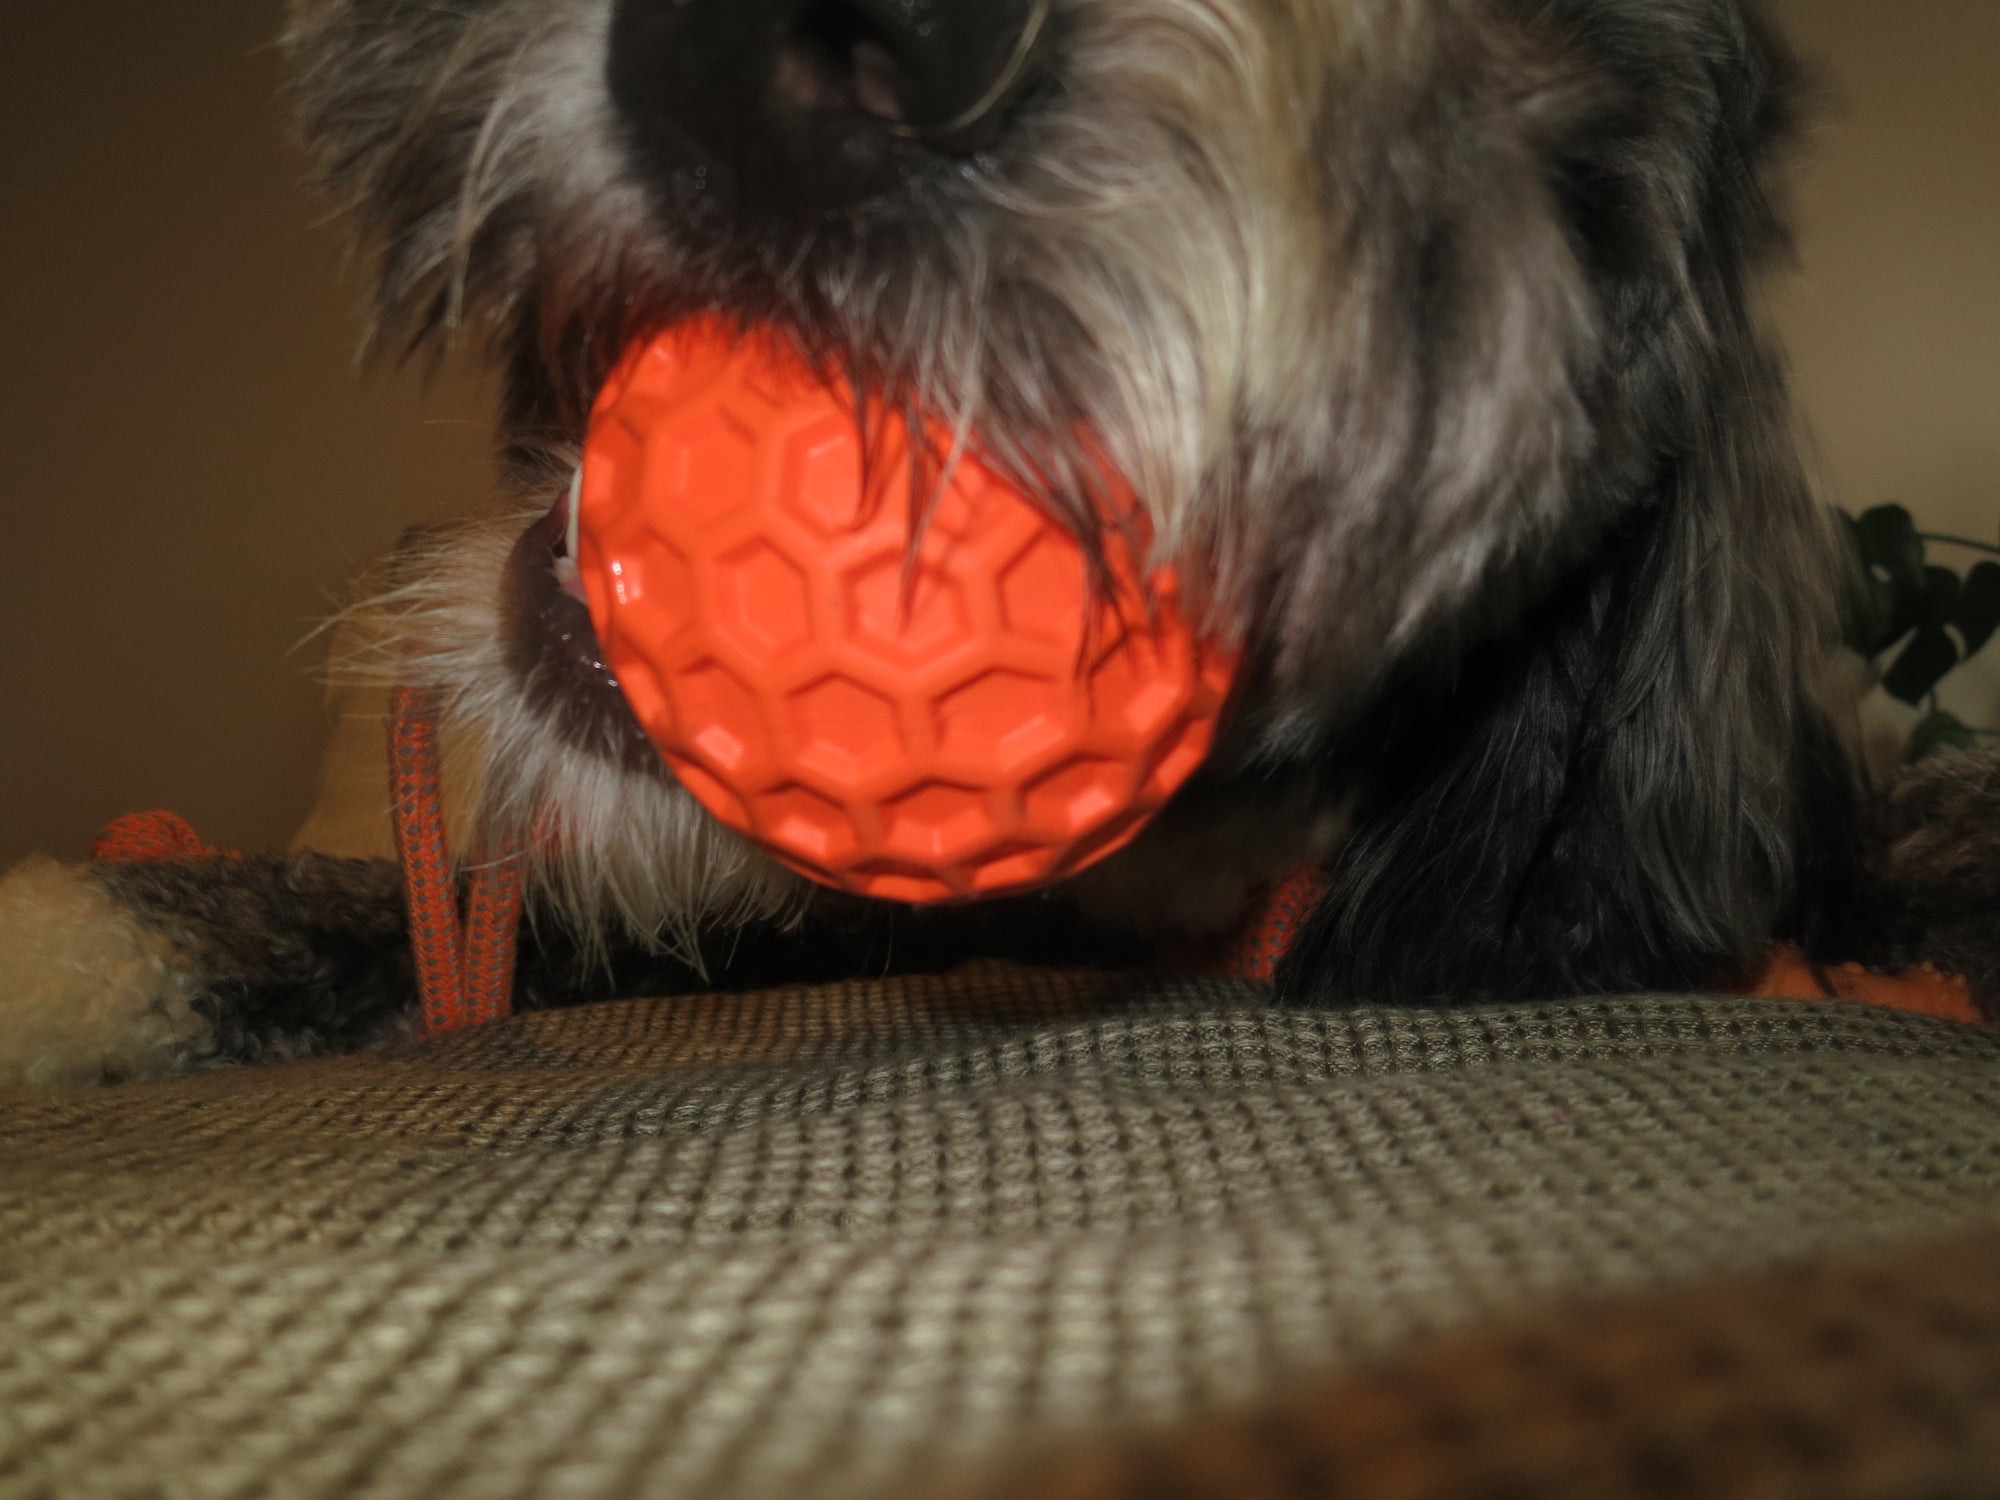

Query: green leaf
[[1852, 574, 1904, 657], [1910, 707, 1980, 761], [1856, 504, 1927, 595], [1921, 564, 1963, 625], [1859, 568, 1928, 659], [1836, 506, 1938, 656], [1953, 561, 2000, 657], [1881, 622, 1960, 705]]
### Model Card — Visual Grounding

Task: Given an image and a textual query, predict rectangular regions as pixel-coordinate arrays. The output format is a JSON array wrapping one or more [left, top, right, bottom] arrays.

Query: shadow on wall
[[0, 0, 1993, 867], [0, 1, 492, 867]]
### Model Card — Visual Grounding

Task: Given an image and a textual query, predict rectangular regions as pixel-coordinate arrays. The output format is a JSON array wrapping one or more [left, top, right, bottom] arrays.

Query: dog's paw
[[0, 857, 213, 1087]]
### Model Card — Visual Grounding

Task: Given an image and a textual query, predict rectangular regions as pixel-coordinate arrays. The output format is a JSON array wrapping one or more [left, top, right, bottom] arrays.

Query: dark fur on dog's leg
[[1273, 511, 1861, 1007]]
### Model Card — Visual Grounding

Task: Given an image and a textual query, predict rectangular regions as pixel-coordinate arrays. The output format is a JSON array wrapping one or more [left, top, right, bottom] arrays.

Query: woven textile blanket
[[5, 969, 2000, 1498]]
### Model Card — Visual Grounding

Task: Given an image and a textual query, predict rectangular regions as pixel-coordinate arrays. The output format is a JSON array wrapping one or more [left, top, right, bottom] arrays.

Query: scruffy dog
[[3, 0, 1995, 1084]]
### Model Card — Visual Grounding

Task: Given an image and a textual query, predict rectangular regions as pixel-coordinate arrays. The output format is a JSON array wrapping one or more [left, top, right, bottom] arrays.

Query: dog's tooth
[[554, 553, 587, 603], [564, 470, 583, 560]]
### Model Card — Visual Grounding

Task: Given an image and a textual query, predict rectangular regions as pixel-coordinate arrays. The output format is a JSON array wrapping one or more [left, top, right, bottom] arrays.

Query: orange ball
[[576, 320, 1240, 904]]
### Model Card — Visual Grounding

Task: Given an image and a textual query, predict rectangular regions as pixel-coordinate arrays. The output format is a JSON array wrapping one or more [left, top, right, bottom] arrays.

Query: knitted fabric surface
[[5, 971, 2000, 1499]]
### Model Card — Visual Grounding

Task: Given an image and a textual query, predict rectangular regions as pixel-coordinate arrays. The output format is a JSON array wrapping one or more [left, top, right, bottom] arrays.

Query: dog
[[3, 0, 1996, 1086]]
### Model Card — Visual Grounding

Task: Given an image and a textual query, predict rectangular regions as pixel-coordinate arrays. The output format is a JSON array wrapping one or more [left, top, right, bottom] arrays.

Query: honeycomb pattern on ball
[[577, 320, 1240, 903]]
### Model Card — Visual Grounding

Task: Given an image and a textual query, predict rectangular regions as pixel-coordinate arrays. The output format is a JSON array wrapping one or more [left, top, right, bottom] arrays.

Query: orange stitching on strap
[[460, 852, 525, 1028], [388, 685, 522, 1035], [1207, 866, 1329, 985]]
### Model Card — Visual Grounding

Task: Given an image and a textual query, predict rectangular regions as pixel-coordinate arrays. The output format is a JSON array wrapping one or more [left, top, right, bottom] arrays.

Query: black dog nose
[[610, 0, 1046, 222]]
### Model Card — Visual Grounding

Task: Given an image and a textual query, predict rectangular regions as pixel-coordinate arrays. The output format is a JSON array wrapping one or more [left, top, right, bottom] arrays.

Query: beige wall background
[[1, 1, 1995, 868], [1767, 0, 2000, 747]]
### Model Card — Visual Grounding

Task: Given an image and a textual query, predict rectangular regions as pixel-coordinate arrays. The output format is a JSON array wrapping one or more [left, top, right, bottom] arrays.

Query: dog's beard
[[325, 511, 810, 965]]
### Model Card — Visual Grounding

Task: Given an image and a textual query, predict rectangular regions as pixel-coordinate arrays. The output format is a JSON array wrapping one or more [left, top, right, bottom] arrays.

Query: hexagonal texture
[[670, 661, 769, 777], [967, 842, 1057, 895], [750, 785, 857, 870], [1024, 757, 1131, 838], [648, 416, 754, 530], [787, 676, 904, 790], [997, 532, 1088, 650], [882, 782, 994, 864], [1089, 638, 1190, 744], [923, 468, 988, 539], [844, 555, 977, 668], [933, 669, 1071, 774], [579, 318, 1242, 903], [593, 533, 693, 653], [710, 539, 813, 655], [1143, 718, 1215, 802], [846, 861, 956, 905], [774, 410, 872, 537]]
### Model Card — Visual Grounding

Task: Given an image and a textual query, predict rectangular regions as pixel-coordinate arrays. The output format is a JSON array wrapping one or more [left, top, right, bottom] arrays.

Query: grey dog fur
[[1, 0, 1993, 1084], [286, 0, 1864, 980]]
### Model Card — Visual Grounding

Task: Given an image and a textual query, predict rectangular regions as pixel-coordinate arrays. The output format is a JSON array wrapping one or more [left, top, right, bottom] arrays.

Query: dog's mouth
[[553, 472, 587, 604], [502, 478, 667, 776]]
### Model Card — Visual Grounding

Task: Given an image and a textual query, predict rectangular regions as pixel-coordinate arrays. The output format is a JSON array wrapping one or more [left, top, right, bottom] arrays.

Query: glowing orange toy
[[575, 320, 1240, 903]]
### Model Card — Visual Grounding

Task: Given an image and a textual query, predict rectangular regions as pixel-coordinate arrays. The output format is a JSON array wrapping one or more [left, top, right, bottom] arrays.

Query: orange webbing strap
[[1187, 866, 1330, 985], [388, 685, 523, 1034], [1221, 866, 1329, 984], [93, 810, 230, 863]]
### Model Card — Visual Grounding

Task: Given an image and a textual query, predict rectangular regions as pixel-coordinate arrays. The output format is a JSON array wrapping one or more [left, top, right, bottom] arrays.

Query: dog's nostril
[[776, 1, 911, 127], [608, 0, 1047, 225], [820, 0, 1047, 155]]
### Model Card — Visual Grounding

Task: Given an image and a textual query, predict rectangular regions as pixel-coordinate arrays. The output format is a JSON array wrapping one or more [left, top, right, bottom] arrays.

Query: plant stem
[[1918, 532, 2000, 558]]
